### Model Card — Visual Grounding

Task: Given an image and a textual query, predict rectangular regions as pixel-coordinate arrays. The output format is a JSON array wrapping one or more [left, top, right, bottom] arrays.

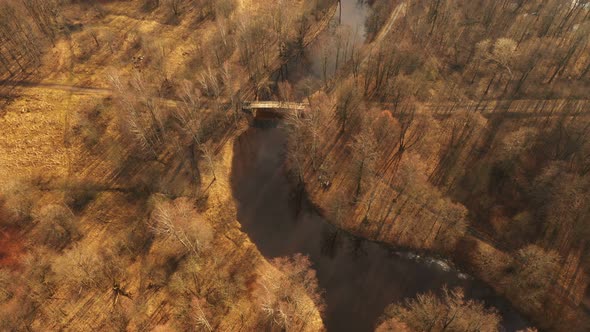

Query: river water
[[230, 126, 529, 332], [339, 0, 370, 38], [279, 0, 369, 97]]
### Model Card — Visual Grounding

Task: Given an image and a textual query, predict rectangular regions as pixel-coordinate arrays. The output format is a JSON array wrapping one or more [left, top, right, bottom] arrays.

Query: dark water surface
[[340, 0, 370, 38], [283, 0, 369, 93], [230, 125, 530, 332]]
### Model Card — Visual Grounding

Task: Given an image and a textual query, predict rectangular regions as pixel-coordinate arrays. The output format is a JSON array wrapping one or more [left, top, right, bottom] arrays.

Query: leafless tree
[[32, 204, 79, 249], [510, 245, 560, 307], [349, 125, 378, 202], [21, 0, 61, 44], [384, 287, 501, 332], [150, 197, 213, 256], [165, 0, 183, 17], [335, 81, 362, 132], [0, 3, 42, 80], [255, 254, 324, 331]]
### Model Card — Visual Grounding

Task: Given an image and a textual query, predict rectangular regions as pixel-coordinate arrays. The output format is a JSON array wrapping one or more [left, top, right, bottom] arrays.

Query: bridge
[[243, 101, 308, 110], [242, 101, 309, 118]]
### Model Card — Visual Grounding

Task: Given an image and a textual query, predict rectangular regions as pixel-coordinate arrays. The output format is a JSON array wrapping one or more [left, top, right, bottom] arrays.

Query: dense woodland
[[286, 0, 590, 330], [0, 0, 589, 331]]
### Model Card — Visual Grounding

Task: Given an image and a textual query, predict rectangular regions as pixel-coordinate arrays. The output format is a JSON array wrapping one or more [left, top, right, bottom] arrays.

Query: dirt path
[[0, 80, 112, 96], [359, 1, 407, 68], [0, 80, 183, 110], [370, 100, 590, 117], [5, 80, 590, 119], [373, 2, 407, 45]]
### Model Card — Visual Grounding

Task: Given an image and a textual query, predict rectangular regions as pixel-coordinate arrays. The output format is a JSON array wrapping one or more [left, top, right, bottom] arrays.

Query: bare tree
[[335, 81, 362, 132], [0, 3, 42, 81], [255, 254, 324, 331], [165, 0, 183, 17], [474, 38, 518, 94], [349, 125, 378, 202], [200, 143, 218, 181], [214, 0, 236, 19], [174, 80, 203, 144], [32, 204, 79, 249], [150, 197, 213, 256], [51, 243, 124, 293], [21, 0, 62, 44], [429, 111, 486, 188], [0, 178, 37, 225], [383, 287, 501, 332], [509, 245, 560, 307], [88, 28, 100, 48], [108, 71, 166, 157], [191, 297, 213, 331], [380, 102, 428, 175]]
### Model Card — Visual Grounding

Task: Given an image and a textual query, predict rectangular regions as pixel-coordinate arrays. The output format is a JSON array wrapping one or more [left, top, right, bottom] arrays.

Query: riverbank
[[206, 124, 326, 331], [291, 109, 589, 330]]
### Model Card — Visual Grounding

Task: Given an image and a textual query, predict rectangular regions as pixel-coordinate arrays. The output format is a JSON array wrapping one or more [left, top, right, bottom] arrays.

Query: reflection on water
[[340, 0, 370, 39], [279, 0, 370, 97], [230, 125, 530, 332]]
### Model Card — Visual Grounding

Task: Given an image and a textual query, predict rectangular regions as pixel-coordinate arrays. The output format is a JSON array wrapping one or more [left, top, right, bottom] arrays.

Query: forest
[[0, 0, 589, 331]]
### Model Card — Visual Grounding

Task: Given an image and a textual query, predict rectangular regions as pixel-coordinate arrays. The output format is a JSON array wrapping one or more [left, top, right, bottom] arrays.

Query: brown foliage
[[31, 204, 79, 250], [254, 254, 324, 331], [0, 179, 38, 226], [383, 287, 501, 332], [150, 196, 213, 256]]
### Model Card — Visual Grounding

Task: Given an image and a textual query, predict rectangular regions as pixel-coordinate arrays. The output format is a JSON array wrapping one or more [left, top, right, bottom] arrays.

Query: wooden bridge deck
[[243, 101, 308, 111]]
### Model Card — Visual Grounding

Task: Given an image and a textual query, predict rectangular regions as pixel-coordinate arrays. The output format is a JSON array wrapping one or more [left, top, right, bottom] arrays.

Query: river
[[276, 0, 369, 97], [230, 125, 529, 332]]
